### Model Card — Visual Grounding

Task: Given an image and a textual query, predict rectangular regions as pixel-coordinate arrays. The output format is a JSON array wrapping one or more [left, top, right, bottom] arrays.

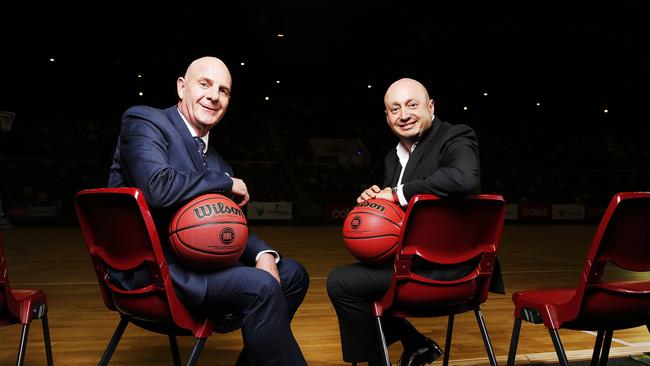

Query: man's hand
[[357, 185, 393, 203], [230, 177, 250, 207], [256, 253, 281, 284]]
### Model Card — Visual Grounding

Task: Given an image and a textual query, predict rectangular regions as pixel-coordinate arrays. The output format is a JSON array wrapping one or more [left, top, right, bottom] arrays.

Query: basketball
[[342, 198, 404, 264], [169, 194, 248, 271]]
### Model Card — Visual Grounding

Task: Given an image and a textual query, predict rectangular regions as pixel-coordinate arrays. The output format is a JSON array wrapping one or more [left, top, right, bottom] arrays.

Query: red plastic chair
[[0, 231, 54, 366], [74, 188, 238, 366], [373, 194, 506, 366], [506, 192, 650, 366]]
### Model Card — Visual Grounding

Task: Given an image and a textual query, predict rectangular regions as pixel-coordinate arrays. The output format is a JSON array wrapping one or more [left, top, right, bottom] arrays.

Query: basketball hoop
[[0, 111, 15, 132]]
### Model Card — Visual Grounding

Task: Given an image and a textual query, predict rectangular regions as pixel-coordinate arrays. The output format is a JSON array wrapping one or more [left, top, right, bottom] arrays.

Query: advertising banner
[[247, 202, 292, 220]]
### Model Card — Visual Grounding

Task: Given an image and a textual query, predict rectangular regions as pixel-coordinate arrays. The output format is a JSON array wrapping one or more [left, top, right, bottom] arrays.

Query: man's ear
[[176, 77, 186, 99]]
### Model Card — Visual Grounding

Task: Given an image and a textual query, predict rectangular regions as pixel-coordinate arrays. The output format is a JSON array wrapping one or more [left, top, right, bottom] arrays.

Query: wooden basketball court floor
[[1, 224, 649, 365]]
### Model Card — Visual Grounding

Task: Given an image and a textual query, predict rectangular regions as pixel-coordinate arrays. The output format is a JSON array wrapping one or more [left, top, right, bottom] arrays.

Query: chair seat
[[512, 288, 575, 308], [600, 280, 650, 295], [10, 288, 47, 325], [11, 288, 46, 303]]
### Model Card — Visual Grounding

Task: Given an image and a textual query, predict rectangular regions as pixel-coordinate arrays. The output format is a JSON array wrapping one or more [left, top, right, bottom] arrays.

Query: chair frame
[[506, 192, 650, 366], [373, 194, 506, 366], [75, 187, 235, 366], [0, 231, 54, 366]]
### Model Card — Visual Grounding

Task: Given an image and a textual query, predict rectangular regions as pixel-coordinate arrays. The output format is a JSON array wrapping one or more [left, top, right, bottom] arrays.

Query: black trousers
[[326, 261, 476, 363]]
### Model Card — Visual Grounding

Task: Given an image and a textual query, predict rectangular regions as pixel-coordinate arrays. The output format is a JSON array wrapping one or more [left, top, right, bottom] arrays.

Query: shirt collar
[[177, 108, 209, 153]]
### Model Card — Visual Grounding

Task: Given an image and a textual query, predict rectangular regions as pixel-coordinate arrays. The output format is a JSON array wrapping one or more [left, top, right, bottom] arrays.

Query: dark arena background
[[1, 2, 649, 365]]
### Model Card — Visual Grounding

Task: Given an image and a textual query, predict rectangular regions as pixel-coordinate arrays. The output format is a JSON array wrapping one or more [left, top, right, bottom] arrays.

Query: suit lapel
[[384, 152, 401, 187], [401, 118, 441, 183], [165, 107, 203, 171]]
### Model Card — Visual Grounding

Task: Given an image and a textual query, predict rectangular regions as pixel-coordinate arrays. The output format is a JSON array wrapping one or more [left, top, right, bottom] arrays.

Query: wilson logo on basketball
[[355, 201, 386, 212], [219, 227, 236, 245], [350, 216, 362, 229], [193, 203, 244, 220]]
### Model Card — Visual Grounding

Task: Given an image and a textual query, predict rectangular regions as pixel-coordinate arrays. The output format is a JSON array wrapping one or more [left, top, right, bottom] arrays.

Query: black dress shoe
[[399, 337, 444, 366]]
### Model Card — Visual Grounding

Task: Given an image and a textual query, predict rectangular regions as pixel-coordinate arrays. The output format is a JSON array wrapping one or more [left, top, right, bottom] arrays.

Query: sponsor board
[[552, 204, 586, 220], [518, 204, 552, 220], [506, 204, 518, 220], [325, 203, 354, 222], [247, 201, 292, 220], [8, 205, 57, 218]]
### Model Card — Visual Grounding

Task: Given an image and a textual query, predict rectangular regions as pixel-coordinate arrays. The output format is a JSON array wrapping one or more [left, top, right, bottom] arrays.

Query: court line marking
[[13, 282, 97, 286], [506, 252, 584, 266], [581, 330, 650, 347], [311, 268, 579, 281], [446, 343, 650, 365], [502, 269, 578, 274]]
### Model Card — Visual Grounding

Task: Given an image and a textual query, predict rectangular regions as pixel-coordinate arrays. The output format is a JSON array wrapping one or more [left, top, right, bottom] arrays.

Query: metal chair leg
[[443, 314, 454, 366], [590, 330, 605, 366], [42, 313, 54, 366], [597, 329, 613, 366], [549, 328, 569, 366], [169, 335, 182, 366], [98, 318, 129, 366], [507, 317, 522, 366], [16, 324, 30, 366], [375, 317, 391, 366], [186, 338, 206, 366], [475, 307, 498, 366]]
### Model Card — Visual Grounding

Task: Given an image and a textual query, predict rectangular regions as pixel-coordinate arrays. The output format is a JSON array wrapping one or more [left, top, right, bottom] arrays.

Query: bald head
[[384, 78, 430, 107], [185, 56, 231, 81]]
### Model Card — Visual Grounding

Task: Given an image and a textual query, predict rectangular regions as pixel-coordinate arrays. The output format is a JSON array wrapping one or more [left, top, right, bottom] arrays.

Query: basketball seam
[[367, 242, 398, 261], [344, 237, 399, 261], [381, 201, 404, 221], [342, 234, 400, 239], [170, 221, 247, 234], [170, 233, 243, 255], [349, 211, 402, 229]]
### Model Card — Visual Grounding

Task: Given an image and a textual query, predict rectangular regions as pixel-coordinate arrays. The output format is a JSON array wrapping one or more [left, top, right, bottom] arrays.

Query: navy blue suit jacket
[[107, 105, 274, 306]]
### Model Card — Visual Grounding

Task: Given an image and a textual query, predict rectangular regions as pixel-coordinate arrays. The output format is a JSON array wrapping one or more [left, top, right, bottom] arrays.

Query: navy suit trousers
[[200, 258, 309, 366]]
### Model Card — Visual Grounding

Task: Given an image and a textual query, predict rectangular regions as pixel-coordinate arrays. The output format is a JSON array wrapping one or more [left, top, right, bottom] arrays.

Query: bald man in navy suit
[[108, 56, 309, 366]]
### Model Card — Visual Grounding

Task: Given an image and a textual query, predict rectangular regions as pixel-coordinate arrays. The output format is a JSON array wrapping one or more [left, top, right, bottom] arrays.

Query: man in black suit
[[327, 78, 481, 366], [108, 56, 308, 366]]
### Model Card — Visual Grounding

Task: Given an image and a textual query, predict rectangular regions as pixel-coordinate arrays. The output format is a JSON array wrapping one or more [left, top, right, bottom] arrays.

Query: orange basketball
[[342, 198, 404, 264], [169, 194, 248, 271]]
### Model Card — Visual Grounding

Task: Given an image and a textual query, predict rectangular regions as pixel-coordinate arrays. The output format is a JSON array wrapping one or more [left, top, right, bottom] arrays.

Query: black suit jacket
[[383, 117, 480, 198], [384, 117, 504, 293]]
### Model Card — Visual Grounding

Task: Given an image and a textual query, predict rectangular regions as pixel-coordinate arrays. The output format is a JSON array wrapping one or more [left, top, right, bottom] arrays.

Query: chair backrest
[[587, 192, 650, 274], [563, 192, 650, 328], [74, 188, 213, 338], [376, 194, 506, 317], [0, 231, 22, 325], [0, 232, 10, 317]]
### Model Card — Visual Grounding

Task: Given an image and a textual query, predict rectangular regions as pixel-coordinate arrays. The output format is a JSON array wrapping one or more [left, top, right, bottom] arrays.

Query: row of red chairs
[[1, 189, 649, 365]]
